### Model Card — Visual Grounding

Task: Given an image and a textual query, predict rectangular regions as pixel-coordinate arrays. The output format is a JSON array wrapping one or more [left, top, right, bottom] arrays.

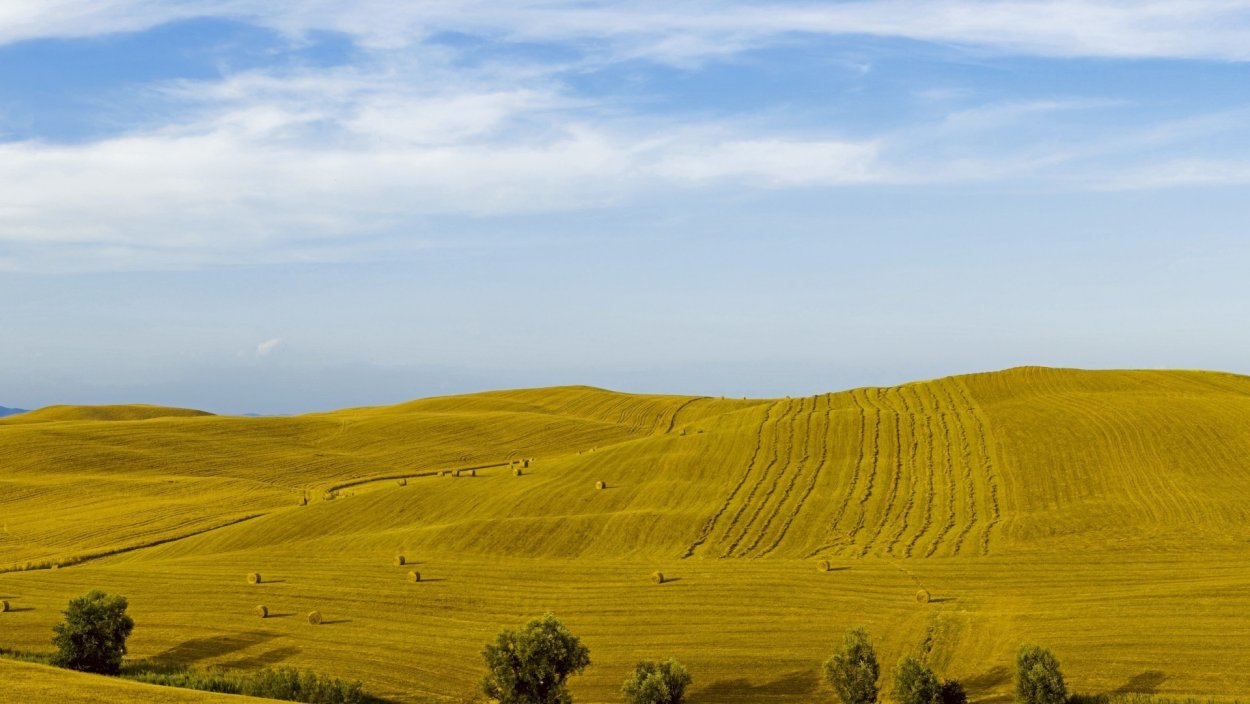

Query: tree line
[[11, 590, 1099, 704]]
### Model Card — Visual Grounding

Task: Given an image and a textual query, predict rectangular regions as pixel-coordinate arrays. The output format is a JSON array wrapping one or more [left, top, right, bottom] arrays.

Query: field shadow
[[660, 577, 683, 584], [965, 665, 1011, 697], [4, 606, 35, 613], [929, 597, 956, 604], [819, 567, 850, 573], [320, 619, 353, 625], [265, 613, 297, 619], [1112, 671, 1166, 695], [416, 578, 447, 583], [151, 631, 278, 666], [696, 669, 819, 702], [257, 579, 287, 584], [221, 646, 301, 670]]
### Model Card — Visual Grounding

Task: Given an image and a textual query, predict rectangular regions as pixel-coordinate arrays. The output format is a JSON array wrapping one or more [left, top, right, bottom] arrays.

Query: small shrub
[[823, 627, 879, 704], [52, 589, 135, 675], [130, 666, 371, 704], [481, 612, 590, 704], [622, 658, 692, 704], [1016, 644, 1066, 704]]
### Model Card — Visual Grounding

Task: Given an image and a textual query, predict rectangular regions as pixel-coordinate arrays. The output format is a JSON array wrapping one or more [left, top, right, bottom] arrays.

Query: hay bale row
[[247, 572, 262, 585], [254, 605, 268, 618]]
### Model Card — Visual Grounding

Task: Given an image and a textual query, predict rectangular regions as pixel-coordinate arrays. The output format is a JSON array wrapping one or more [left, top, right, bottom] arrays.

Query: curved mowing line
[[759, 395, 833, 558], [0, 513, 265, 574], [847, 390, 884, 553], [664, 396, 707, 434], [949, 379, 1003, 555], [741, 396, 817, 557], [861, 388, 906, 557], [680, 403, 775, 559], [824, 390, 868, 545], [923, 392, 959, 558], [721, 398, 801, 557], [936, 379, 978, 557], [884, 386, 923, 556]]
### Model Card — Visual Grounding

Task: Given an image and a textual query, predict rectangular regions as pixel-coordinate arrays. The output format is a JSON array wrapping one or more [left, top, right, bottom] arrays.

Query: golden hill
[[1, 368, 1249, 702]]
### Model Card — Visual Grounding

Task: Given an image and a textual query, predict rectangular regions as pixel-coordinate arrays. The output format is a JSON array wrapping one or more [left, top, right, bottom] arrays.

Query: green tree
[[51, 589, 135, 675], [892, 655, 941, 704], [1015, 645, 1066, 704], [481, 613, 591, 704], [621, 658, 692, 704], [822, 627, 879, 704]]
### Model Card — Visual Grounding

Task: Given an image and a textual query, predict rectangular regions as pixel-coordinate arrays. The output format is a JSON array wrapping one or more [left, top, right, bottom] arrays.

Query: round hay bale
[[254, 605, 268, 618], [513, 468, 523, 476], [471, 469, 477, 477], [817, 559, 832, 573], [524, 458, 531, 468], [408, 570, 421, 583], [298, 495, 308, 506], [247, 572, 262, 585], [651, 571, 665, 585], [394, 555, 406, 566], [397, 478, 407, 487], [595, 481, 606, 490], [915, 589, 931, 604], [307, 610, 323, 625], [1, 600, 9, 613]]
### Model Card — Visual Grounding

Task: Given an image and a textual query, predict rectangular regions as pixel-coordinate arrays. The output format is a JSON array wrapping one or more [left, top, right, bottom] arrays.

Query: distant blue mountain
[[0, 406, 28, 418]]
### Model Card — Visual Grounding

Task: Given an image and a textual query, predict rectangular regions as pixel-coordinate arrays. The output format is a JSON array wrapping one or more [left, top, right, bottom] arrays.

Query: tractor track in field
[[903, 387, 938, 558], [923, 391, 960, 558], [664, 397, 707, 434], [680, 403, 775, 559], [847, 390, 884, 553], [759, 396, 833, 558], [949, 380, 1002, 555], [885, 386, 924, 557], [722, 399, 801, 557], [742, 396, 817, 557], [860, 389, 905, 557], [938, 380, 978, 557]]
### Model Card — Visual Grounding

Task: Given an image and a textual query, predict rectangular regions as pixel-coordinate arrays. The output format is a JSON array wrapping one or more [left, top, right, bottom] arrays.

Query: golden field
[[1, 367, 1249, 702]]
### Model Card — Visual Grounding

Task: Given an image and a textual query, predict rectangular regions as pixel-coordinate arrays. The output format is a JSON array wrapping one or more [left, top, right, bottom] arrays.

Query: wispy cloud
[[256, 337, 283, 357], [5, 1, 1250, 61], [2, 2, 1249, 272]]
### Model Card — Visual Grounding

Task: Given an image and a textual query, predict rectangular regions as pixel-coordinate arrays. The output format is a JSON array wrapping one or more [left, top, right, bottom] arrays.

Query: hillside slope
[[2, 368, 1249, 702]]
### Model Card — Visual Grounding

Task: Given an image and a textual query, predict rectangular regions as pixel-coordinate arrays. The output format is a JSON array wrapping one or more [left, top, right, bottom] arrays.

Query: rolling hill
[[1, 367, 1248, 703]]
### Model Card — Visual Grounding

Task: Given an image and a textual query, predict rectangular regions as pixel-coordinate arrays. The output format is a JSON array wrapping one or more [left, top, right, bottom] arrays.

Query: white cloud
[[5, 1, 1250, 62], [256, 338, 283, 356]]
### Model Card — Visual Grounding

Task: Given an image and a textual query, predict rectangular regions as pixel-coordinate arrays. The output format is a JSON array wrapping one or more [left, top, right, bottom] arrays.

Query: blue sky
[[2, 1, 1249, 414]]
